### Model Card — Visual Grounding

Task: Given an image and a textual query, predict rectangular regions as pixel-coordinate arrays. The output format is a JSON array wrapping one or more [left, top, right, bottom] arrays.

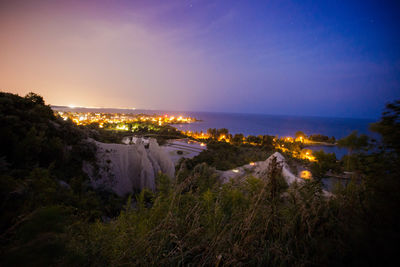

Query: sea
[[53, 106, 376, 159]]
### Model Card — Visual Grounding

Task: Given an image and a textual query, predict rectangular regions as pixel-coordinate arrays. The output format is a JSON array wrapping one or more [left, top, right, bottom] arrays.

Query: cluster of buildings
[[56, 111, 196, 128]]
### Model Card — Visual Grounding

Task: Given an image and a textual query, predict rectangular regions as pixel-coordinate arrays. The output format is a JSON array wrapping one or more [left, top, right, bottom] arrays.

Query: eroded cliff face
[[253, 152, 301, 184], [218, 152, 332, 197], [219, 152, 304, 185], [83, 138, 175, 196]]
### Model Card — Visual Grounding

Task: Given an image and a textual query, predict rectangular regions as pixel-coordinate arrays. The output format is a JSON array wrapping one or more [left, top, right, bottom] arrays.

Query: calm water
[[172, 112, 374, 139]]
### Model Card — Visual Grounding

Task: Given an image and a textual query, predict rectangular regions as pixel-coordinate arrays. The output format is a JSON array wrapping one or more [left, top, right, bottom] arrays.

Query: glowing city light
[[300, 170, 312, 179]]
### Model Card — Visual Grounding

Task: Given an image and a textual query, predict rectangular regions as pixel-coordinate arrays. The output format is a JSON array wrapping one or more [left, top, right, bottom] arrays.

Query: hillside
[[0, 92, 126, 265], [1, 92, 399, 266]]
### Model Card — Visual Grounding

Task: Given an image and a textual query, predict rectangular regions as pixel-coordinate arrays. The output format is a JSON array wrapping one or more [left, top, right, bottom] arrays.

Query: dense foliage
[[1, 92, 399, 266], [0, 92, 126, 266], [370, 99, 400, 154], [309, 150, 340, 178], [185, 141, 272, 170], [308, 134, 336, 144]]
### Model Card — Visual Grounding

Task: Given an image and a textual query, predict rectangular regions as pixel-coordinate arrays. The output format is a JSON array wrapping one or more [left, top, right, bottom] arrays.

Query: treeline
[[308, 134, 336, 143], [206, 128, 275, 148], [294, 131, 336, 143]]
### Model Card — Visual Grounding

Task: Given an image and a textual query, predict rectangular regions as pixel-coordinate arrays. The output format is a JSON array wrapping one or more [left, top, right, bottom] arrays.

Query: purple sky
[[0, 0, 399, 118]]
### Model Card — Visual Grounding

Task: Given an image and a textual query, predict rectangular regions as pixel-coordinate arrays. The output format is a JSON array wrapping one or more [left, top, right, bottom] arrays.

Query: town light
[[300, 170, 312, 179]]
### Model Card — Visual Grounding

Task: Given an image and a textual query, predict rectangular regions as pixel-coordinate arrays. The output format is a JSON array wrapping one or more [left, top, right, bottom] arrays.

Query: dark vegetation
[[185, 128, 276, 171], [206, 128, 275, 149], [0, 92, 126, 266], [309, 150, 340, 178], [308, 134, 336, 143], [184, 141, 272, 171], [295, 131, 335, 143], [1, 92, 399, 266]]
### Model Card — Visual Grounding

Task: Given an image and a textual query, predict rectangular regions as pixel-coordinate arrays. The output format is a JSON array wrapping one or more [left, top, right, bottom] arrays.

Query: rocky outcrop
[[219, 152, 304, 185], [83, 138, 174, 196], [219, 152, 332, 197]]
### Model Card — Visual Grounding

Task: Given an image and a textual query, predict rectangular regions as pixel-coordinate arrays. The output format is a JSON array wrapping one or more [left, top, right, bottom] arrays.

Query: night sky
[[1, 0, 399, 119]]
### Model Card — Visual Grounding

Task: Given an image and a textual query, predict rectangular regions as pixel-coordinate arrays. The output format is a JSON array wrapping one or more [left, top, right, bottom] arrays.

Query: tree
[[337, 131, 369, 155], [25, 92, 45, 105], [337, 131, 369, 170], [295, 131, 306, 139], [232, 133, 244, 146], [370, 100, 400, 154], [310, 150, 339, 178], [217, 128, 229, 140], [246, 135, 261, 145], [265, 156, 287, 199], [207, 128, 218, 139], [261, 135, 274, 149]]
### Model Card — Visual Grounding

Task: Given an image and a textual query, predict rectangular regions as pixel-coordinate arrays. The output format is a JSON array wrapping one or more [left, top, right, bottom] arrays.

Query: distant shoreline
[[51, 105, 376, 121]]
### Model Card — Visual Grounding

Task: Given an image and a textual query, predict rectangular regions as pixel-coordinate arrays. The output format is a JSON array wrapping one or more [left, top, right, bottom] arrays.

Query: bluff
[[84, 138, 175, 196]]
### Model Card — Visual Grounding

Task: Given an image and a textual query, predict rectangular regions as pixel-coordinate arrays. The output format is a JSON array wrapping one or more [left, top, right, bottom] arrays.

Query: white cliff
[[83, 138, 175, 196], [219, 152, 332, 197], [219, 152, 304, 185]]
